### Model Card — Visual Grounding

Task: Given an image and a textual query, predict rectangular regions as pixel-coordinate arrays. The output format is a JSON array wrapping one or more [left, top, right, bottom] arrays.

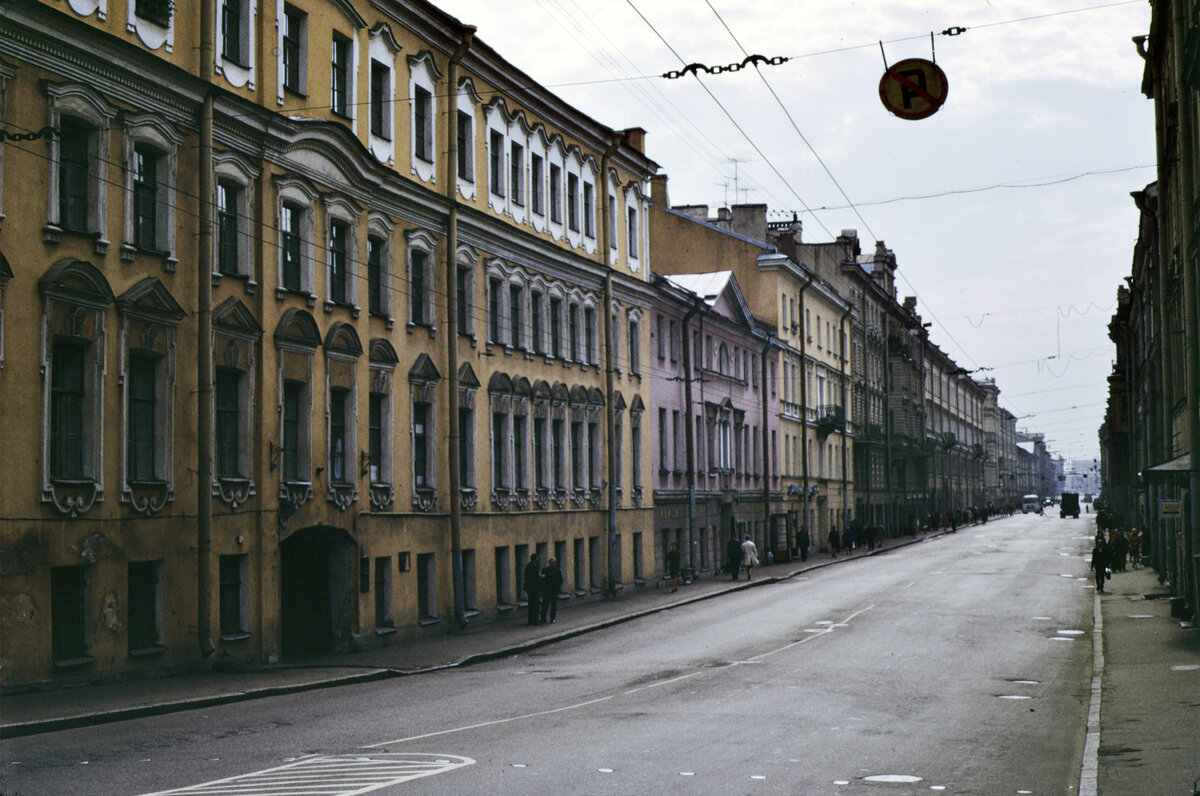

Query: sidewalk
[[0, 530, 932, 739], [1093, 562, 1200, 796]]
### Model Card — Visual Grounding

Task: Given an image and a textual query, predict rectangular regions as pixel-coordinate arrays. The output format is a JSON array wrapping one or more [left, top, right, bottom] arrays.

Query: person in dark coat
[[523, 553, 542, 624], [829, 526, 840, 558], [666, 543, 682, 592], [539, 558, 564, 624], [1090, 534, 1110, 593], [726, 534, 742, 580], [799, 529, 810, 562]]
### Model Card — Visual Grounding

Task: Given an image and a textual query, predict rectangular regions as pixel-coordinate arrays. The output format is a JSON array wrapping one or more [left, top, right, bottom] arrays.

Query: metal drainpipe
[[445, 26, 475, 629], [681, 297, 704, 576], [839, 304, 852, 538], [599, 138, 620, 598], [1170, 0, 1199, 609], [196, 0, 215, 660], [796, 273, 814, 549]]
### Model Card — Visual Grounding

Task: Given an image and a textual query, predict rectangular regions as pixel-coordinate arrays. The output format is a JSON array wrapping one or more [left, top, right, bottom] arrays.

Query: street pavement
[[2, 520, 1197, 794]]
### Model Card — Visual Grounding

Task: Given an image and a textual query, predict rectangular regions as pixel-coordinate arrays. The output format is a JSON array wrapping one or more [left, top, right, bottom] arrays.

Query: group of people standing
[[724, 534, 760, 580], [522, 554, 564, 625], [1090, 528, 1143, 593]]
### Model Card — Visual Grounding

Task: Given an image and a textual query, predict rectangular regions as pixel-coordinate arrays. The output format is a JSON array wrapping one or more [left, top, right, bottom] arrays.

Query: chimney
[[651, 174, 669, 209], [730, 203, 767, 242], [619, 127, 646, 154], [903, 296, 917, 313]]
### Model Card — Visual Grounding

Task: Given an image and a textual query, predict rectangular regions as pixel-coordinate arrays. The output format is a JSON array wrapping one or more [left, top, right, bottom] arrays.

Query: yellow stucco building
[[0, 0, 656, 687]]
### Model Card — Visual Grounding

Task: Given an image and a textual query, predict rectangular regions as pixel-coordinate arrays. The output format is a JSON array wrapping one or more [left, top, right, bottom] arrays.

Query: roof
[[664, 271, 733, 307]]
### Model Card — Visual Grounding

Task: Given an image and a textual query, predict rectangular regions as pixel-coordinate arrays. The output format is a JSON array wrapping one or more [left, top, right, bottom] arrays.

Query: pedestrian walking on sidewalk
[[524, 553, 543, 624], [741, 535, 759, 580], [666, 543, 681, 592], [1090, 534, 1110, 594], [799, 529, 811, 561], [726, 534, 743, 580], [829, 526, 840, 558], [1129, 528, 1142, 568], [1112, 530, 1129, 572], [539, 558, 563, 624]]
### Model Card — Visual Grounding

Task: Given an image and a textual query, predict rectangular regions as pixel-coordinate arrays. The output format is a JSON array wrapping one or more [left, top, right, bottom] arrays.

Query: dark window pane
[[127, 353, 157, 482], [51, 565, 88, 660], [281, 204, 302, 291], [410, 250, 426, 325], [330, 389, 347, 483], [217, 182, 240, 275], [414, 86, 431, 160], [414, 401, 429, 487], [282, 6, 303, 92], [222, 0, 242, 62], [127, 561, 159, 650], [329, 221, 347, 304], [59, 119, 90, 232], [368, 238, 384, 316], [331, 36, 349, 115], [282, 380, 303, 481], [51, 341, 86, 480], [215, 368, 241, 477], [219, 555, 246, 635], [369, 392, 383, 482], [133, 144, 158, 250]]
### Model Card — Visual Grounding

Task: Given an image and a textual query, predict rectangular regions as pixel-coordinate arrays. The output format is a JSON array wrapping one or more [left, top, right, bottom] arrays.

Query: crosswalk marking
[[140, 753, 474, 795]]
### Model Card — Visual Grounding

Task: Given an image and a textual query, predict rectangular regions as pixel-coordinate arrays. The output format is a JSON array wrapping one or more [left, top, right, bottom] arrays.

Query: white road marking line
[[757, 605, 875, 660], [1079, 588, 1104, 796], [363, 695, 615, 747]]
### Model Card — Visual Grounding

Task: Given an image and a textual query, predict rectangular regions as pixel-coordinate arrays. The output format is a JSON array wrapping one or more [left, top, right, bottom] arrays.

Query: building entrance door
[[280, 525, 356, 659]]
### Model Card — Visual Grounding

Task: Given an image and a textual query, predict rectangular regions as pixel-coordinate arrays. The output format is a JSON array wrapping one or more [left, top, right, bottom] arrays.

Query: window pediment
[[39, 259, 114, 308], [274, 308, 321, 348], [324, 321, 362, 357], [117, 277, 186, 325], [213, 297, 262, 337], [409, 352, 441, 384], [407, 50, 444, 82], [369, 337, 398, 366], [458, 362, 481, 390]]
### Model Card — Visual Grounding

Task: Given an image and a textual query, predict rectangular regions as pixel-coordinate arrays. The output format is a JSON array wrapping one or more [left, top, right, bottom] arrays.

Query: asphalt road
[[3, 511, 1098, 795]]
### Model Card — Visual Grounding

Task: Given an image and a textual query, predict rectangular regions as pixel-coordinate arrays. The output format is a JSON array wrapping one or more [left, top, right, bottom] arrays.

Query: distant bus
[[1022, 494, 1041, 514]]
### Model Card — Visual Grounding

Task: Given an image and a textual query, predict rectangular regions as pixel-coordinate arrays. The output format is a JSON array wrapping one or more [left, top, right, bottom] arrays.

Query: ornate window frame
[[409, 352, 441, 511], [116, 278, 186, 515], [212, 297, 261, 508], [366, 212, 395, 327], [38, 259, 114, 517], [42, 83, 117, 251], [455, 78, 482, 199], [324, 322, 361, 511], [367, 338, 398, 510], [121, 114, 184, 269], [630, 394, 644, 504], [213, 151, 260, 290], [406, 228, 437, 335], [273, 175, 318, 303], [216, 0, 256, 89], [408, 50, 442, 183], [368, 22, 401, 164], [322, 194, 360, 314], [274, 308, 320, 514], [127, 0, 175, 52], [455, 244, 477, 340], [457, 362, 479, 510], [488, 372, 513, 509]]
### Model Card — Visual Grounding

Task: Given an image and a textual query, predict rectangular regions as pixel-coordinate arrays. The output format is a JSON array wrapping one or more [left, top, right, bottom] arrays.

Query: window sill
[[53, 656, 95, 670], [375, 626, 397, 636], [220, 632, 251, 642], [496, 603, 516, 613], [129, 645, 167, 658], [284, 86, 307, 98], [418, 617, 441, 627]]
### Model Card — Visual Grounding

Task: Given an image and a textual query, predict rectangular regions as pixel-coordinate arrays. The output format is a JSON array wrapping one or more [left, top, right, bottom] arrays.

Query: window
[[51, 565, 90, 662], [217, 181, 240, 276], [549, 297, 562, 358], [494, 546, 512, 605], [571, 419, 583, 489], [583, 182, 595, 238], [370, 60, 390, 139], [534, 416, 547, 489], [282, 5, 306, 94], [131, 142, 166, 252], [126, 353, 158, 482], [530, 290, 543, 354], [628, 317, 640, 374], [328, 220, 349, 305], [488, 277, 502, 344], [375, 557, 393, 627], [127, 561, 162, 651], [331, 34, 351, 116], [280, 203, 304, 292], [413, 86, 432, 160], [367, 237, 385, 317], [510, 142, 524, 205], [367, 391, 384, 482], [58, 118, 91, 233], [530, 154, 544, 214], [608, 194, 618, 251], [492, 409, 508, 489], [549, 163, 562, 223], [631, 408, 643, 489], [583, 307, 595, 365], [410, 248, 428, 326], [658, 408, 668, 470], [568, 303, 579, 361], [489, 130, 505, 197], [50, 340, 87, 480], [222, 0, 243, 63], [456, 262, 472, 336], [215, 368, 242, 477], [589, 418, 601, 488], [329, 388, 349, 483], [627, 206, 638, 258], [508, 284, 522, 349], [513, 413, 527, 490], [219, 555, 249, 637], [457, 111, 473, 181], [459, 404, 474, 489], [553, 417, 566, 490], [413, 401, 430, 487], [567, 173, 579, 232], [282, 380, 304, 481]]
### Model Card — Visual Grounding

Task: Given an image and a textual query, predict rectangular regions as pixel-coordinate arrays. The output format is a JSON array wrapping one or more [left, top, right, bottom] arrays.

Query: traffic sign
[[879, 58, 949, 120]]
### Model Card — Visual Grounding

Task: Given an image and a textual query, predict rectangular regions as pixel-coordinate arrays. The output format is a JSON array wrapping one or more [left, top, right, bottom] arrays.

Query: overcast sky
[[438, 0, 1155, 466]]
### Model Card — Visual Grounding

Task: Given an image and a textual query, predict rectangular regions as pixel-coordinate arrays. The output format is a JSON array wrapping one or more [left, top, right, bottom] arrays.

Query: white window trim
[[564, 148, 583, 248], [528, 129, 549, 232], [211, 297, 261, 509], [216, 0, 256, 90], [366, 212, 395, 327], [368, 22, 401, 164], [324, 331, 360, 511], [126, 0, 175, 51], [367, 338, 398, 510], [273, 175, 318, 303], [406, 228, 438, 336], [410, 354, 441, 511], [39, 259, 113, 518], [117, 277, 186, 516], [456, 245, 478, 339], [42, 83, 117, 252], [627, 306, 642, 375], [408, 50, 442, 184], [67, 0, 107, 20], [322, 194, 360, 315], [121, 115, 184, 268], [274, 312, 318, 510], [547, 138, 566, 240], [484, 100, 511, 212], [276, 0, 308, 103], [581, 157, 599, 252], [213, 152, 260, 291], [456, 79, 482, 200]]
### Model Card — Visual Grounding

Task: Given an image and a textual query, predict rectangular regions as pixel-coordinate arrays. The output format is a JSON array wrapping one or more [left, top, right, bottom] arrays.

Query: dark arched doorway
[[280, 525, 356, 659]]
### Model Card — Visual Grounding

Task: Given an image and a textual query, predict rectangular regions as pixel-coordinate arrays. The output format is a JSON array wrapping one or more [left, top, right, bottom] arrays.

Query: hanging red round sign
[[878, 58, 949, 120]]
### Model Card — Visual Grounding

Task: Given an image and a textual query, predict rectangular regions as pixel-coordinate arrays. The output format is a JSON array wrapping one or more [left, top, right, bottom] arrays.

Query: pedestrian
[[1112, 530, 1129, 572], [523, 552, 542, 625], [1128, 528, 1141, 568], [844, 523, 856, 552], [799, 529, 810, 562], [539, 558, 563, 624], [829, 526, 840, 558], [666, 543, 681, 593], [741, 534, 759, 580], [1090, 534, 1110, 593], [726, 534, 743, 581], [866, 524, 878, 551]]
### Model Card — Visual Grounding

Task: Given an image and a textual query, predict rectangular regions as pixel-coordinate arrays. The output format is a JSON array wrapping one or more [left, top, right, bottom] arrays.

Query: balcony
[[816, 406, 845, 438]]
